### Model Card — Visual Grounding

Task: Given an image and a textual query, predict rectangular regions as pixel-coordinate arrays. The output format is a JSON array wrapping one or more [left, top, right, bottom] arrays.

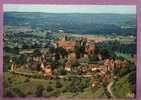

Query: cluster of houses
[[78, 59, 128, 75], [10, 35, 129, 77], [104, 59, 128, 71]]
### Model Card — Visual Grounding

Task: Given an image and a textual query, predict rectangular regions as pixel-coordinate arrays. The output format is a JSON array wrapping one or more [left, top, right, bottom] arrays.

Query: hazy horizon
[[4, 4, 136, 14]]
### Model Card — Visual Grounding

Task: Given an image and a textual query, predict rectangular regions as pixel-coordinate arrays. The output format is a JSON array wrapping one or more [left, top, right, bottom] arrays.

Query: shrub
[[59, 69, 67, 75], [5, 89, 14, 97], [55, 81, 63, 88], [35, 85, 45, 97], [72, 60, 80, 67], [89, 53, 98, 61], [68, 78, 84, 92], [12, 88, 26, 97], [45, 90, 59, 97], [24, 78, 30, 82], [128, 71, 136, 93], [46, 86, 54, 92], [80, 78, 90, 88]]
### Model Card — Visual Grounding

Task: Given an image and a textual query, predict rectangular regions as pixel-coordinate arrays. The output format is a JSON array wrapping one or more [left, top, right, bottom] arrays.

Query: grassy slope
[[111, 73, 132, 98], [4, 72, 134, 98], [3, 72, 70, 97], [75, 87, 108, 98], [3, 72, 108, 98]]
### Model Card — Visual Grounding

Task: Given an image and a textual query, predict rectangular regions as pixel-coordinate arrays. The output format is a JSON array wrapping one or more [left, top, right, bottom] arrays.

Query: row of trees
[[96, 40, 136, 55]]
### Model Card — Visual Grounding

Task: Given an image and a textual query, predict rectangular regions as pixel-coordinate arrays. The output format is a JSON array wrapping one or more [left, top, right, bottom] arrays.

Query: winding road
[[107, 81, 115, 98], [9, 70, 93, 78]]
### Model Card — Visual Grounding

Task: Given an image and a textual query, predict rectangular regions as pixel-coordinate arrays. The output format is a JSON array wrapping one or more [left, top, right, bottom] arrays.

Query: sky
[[3, 4, 136, 14]]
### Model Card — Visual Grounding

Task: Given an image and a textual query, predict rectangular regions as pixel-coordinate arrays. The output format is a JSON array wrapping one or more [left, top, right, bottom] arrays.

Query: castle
[[56, 37, 76, 51]]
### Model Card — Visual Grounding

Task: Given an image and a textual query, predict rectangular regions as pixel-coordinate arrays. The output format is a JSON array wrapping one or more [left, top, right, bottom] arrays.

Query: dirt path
[[107, 81, 115, 98]]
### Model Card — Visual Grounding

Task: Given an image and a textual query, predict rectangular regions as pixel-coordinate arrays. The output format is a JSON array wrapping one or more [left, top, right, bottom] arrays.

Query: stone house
[[11, 63, 17, 72], [41, 64, 53, 77], [64, 60, 72, 71]]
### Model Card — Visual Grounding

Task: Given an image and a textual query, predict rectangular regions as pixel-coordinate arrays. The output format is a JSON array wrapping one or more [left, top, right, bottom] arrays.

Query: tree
[[55, 81, 63, 88], [128, 71, 136, 93], [33, 49, 41, 56], [49, 60, 59, 69], [46, 85, 54, 92], [35, 85, 45, 97], [58, 68, 67, 75], [75, 45, 85, 59], [56, 47, 68, 58], [68, 78, 84, 92], [89, 53, 98, 61], [4, 46, 19, 54], [22, 43, 29, 49], [16, 54, 26, 65], [80, 78, 90, 88], [3, 55, 11, 72], [72, 60, 80, 67], [99, 47, 116, 59], [11, 88, 26, 97], [5, 89, 14, 97], [49, 46, 56, 53]]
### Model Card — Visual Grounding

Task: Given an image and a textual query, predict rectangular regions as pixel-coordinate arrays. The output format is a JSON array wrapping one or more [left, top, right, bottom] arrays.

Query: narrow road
[[9, 70, 93, 79], [107, 81, 115, 98]]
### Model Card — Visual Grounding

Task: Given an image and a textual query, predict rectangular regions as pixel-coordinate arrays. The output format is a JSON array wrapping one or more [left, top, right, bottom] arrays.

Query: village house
[[41, 63, 53, 77], [114, 59, 128, 68], [9, 58, 17, 73], [39, 55, 53, 76], [89, 64, 102, 72], [79, 66, 88, 74], [91, 80, 98, 88], [64, 60, 72, 71], [79, 63, 103, 74], [104, 59, 115, 71], [11, 63, 17, 73], [84, 54, 89, 59], [68, 52, 76, 61], [40, 62, 45, 69], [104, 59, 128, 71], [97, 54, 102, 60], [101, 74, 110, 81]]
